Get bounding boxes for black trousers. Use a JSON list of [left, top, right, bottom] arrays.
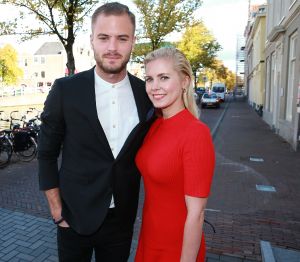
[[57, 209, 133, 262]]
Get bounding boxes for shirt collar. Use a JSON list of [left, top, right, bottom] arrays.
[[94, 69, 130, 89]]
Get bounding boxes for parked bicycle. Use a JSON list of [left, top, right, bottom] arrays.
[[0, 111, 38, 168]]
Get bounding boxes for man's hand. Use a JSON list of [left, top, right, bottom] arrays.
[[45, 188, 66, 225], [58, 220, 70, 228]]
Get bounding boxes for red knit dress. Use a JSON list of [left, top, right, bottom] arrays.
[[135, 109, 215, 262]]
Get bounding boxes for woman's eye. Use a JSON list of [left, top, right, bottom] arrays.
[[161, 76, 169, 80], [145, 78, 152, 82]]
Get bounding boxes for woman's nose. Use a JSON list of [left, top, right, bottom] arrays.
[[151, 80, 161, 90]]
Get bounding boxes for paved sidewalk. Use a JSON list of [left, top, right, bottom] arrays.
[[0, 97, 299, 262], [204, 97, 300, 261], [0, 208, 57, 262]]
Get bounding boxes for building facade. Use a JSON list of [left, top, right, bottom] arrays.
[[245, 5, 267, 113], [264, 0, 300, 150], [18, 42, 95, 89]]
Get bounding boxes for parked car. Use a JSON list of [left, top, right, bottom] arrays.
[[201, 92, 220, 108], [195, 87, 206, 99], [212, 83, 226, 102], [193, 91, 200, 104]]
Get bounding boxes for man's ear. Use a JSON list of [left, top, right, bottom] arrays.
[[132, 35, 136, 50], [90, 34, 93, 48]]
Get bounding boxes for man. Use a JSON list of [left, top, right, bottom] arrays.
[[38, 2, 153, 261]]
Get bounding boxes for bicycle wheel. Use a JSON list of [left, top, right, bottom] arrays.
[[0, 138, 12, 168], [16, 137, 37, 162]]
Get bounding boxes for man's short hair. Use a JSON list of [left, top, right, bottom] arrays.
[[91, 2, 136, 32]]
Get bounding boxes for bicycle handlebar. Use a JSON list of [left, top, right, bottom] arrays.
[[10, 111, 19, 117]]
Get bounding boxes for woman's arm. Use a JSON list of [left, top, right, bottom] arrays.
[[180, 196, 208, 262]]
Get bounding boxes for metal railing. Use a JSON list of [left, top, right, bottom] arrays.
[[0, 86, 51, 98]]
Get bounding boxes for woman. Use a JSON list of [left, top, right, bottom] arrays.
[[135, 47, 215, 262]]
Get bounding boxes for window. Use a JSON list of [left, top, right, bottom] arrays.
[[34, 72, 38, 77], [41, 71, 45, 78], [265, 57, 270, 110], [47, 82, 52, 86], [34, 56, 38, 63], [270, 52, 276, 112], [24, 59, 28, 67], [285, 31, 297, 121], [41, 57, 45, 64]]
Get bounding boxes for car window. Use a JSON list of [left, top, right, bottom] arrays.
[[212, 86, 225, 92]]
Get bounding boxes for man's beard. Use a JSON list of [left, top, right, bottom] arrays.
[[94, 53, 130, 74]]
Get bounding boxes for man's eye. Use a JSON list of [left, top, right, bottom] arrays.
[[120, 38, 128, 42]]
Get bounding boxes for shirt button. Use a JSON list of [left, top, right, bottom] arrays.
[[112, 101, 115, 104], [113, 124, 116, 128]]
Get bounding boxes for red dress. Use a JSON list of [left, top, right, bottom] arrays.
[[135, 109, 215, 262]]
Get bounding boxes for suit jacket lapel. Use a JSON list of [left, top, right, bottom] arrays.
[[116, 73, 154, 160], [80, 70, 153, 160], [128, 73, 147, 122], [81, 68, 113, 158]]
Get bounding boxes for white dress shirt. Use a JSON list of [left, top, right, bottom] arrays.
[[94, 70, 139, 207]]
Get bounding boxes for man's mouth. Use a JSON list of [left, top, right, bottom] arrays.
[[104, 53, 122, 59]]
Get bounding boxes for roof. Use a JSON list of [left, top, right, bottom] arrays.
[[34, 42, 64, 55]]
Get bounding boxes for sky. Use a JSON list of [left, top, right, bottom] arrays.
[[196, 0, 266, 71], [0, 0, 266, 72], [118, 0, 266, 71]]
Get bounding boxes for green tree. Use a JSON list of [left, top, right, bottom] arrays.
[[200, 60, 235, 90], [224, 70, 235, 91], [0, 44, 23, 85], [0, 0, 97, 75], [177, 22, 221, 87], [133, 0, 202, 54], [132, 41, 174, 62]]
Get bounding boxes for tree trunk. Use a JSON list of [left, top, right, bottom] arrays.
[[193, 71, 197, 89], [64, 44, 76, 76]]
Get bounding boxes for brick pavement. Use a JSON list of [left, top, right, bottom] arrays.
[[204, 97, 300, 261], [0, 97, 299, 261], [0, 208, 57, 262]]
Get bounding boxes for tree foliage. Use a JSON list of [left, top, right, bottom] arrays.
[[0, 44, 23, 85], [0, 0, 97, 75], [177, 21, 221, 86], [200, 60, 235, 90], [133, 0, 202, 53], [132, 41, 174, 62]]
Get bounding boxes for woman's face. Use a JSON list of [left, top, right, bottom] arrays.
[[145, 58, 188, 118]]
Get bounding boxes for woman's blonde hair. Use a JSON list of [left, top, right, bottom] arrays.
[[144, 47, 199, 118]]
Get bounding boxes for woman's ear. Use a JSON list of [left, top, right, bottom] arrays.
[[182, 75, 190, 90]]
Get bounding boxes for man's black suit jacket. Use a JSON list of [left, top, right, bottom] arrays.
[[38, 67, 154, 235]]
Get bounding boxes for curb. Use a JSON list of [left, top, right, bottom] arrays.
[[211, 99, 230, 140], [260, 241, 276, 262]]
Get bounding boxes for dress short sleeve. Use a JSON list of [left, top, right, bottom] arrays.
[[182, 122, 215, 197]]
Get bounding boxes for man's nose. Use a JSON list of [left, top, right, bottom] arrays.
[[108, 38, 117, 51]]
